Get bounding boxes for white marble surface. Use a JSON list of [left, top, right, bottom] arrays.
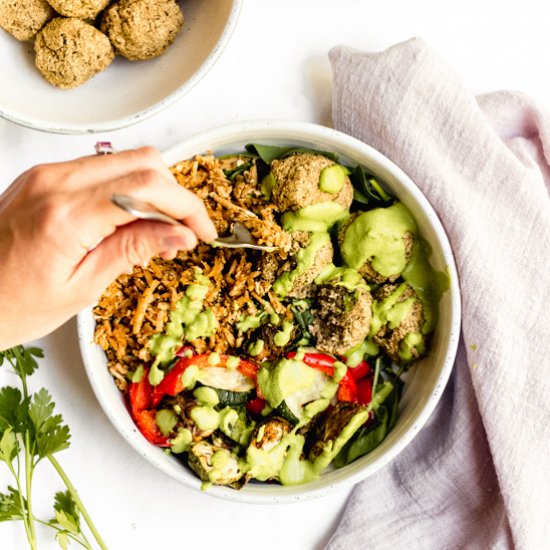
[[1, 1, 549, 548]]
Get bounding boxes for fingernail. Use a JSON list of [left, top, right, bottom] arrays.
[[206, 223, 218, 241], [159, 249, 178, 260]]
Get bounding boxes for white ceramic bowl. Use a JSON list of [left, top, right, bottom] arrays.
[[77, 121, 461, 504], [0, 0, 242, 134]]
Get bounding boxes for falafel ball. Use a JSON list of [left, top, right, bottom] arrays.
[[339, 203, 416, 284], [370, 283, 426, 363], [101, 0, 184, 61], [0, 0, 54, 41], [46, 0, 109, 19], [271, 153, 353, 212], [311, 283, 372, 355], [361, 231, 413, 284], [34, 18, 115, 89], [273, 231, 333, 298], [339, 213, 414, 284]]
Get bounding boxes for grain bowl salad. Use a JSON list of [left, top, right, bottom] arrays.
[[93, 144, 448, 490]]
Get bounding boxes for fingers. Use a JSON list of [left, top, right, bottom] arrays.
[[12, 145, 217, 272], [107, 170, 218, 242], [66, 167, 217, 250], [72, 220, 199, 295], [29, 146, 218, 254], [77, 146, 217, 243], [40, 146, 174, 191]]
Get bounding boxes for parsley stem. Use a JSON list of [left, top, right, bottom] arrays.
[[48, 455, 108, 550], [12, 347, 29, 400], [7, 459, 35, 549], [35, 518, 91, 549], [24, 432, 37, 546]]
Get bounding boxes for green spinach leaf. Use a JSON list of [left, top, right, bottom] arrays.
[[349, 165, 394, 209], [333, 381, 401, 468], [245, 143, 339, 164]]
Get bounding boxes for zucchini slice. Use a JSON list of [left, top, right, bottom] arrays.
[[195, 366, 255, 392], [214, 388, 254, 407], [259, 358, 338, 424]]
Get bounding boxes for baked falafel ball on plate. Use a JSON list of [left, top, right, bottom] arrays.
[[34, 17, 114, 89], [270, 153, 353, 212], [47, 0, 110, 19], [0, 0, 54, 41], [101, 0, 184, 61], [370, 282, 427, 363]]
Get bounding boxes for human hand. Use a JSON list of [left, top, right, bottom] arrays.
[[0, 146, 217, 350]]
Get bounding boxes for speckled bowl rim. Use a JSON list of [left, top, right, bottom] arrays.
[[77, 120, 461, 504]]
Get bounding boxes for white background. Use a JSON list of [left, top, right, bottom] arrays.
[[1, 1, 549, 548]]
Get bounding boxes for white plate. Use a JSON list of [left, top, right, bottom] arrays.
[[0, 0, 242, 133], [77, 120, 461, 504]]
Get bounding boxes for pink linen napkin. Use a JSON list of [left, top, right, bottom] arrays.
[[326, 38, 550, 550]]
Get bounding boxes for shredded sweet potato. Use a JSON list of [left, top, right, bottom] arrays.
[[93, 154, 293, 390]]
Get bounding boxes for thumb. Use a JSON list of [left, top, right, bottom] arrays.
[[73, 220, 198, 299]]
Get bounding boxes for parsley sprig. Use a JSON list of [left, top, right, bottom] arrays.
[[0, 346, 107, 549]]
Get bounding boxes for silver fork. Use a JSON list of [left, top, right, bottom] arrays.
[[111, 194, 278, 252]]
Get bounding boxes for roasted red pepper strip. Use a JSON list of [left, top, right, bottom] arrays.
[[356, 376, 373, 406], [347, 359, 372, 381], [134, 410, 170, 447], [337, 375, 358, 402], [235, 358, 260, 382], [128, 368, 152, 416], [151, 353, 259, 407], [151, 357, 192, 407], [288, 351, 335, 372], [127, 370, 169, 446]]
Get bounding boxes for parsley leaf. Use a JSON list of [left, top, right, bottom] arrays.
[[0, 428, 18, 465], [52, 491, 80, 534], [0, 487, 25, 522], [0, 346, 106, 549], [28, 389, 71, 460], [50, 491, 80, 535], [0, 386, 29, 433], [0, 346, 43, 379], [55, 531, 70, 550]]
